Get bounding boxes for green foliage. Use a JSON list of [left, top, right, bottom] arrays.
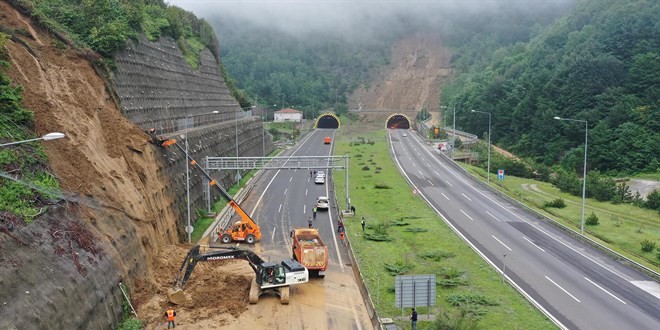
[[437, 267, 468, 287], [443, 0, 659, 175], [419, 250, 455, 261], [403, 228, 428, 233], [433, 308, 481, 330], [640, 239, 656, 253], [544, 198, 566, 208], [383, 260, 414, 275], [374, 183, 391, 189], [645, 189, 660, 211], [446, 292, 499, 307], [585, 212, 600, 226]]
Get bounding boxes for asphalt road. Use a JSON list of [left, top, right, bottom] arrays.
[[389, 129, 659, 330], [237, 129, 370, 329]]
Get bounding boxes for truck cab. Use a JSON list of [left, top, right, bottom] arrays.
[[324, 136, 331, 144]]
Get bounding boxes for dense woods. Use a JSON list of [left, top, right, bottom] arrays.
[[442, 0, 659, 177]]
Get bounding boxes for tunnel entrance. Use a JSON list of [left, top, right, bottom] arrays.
[[386, 113, 411, 129], [315, 113, 340, 129]]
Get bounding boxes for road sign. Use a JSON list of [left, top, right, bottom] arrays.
[[395, 274, 436, 308], [498, 169, 505, 180]]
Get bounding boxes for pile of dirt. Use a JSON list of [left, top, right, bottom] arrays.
[[132, 244, 253, 327]]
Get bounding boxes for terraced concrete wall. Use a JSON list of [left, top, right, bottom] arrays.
[[111, 36, 274, 235]]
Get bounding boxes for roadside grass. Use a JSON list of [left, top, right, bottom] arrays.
[[463, 165, 660, 272], [334, 129, 555, 329]]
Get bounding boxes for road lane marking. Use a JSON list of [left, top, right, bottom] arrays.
[[584, 277, 627, 304], [523, 236, 545, 252], [461, 193, 472, 201], [289, 177, 293, 182], [492, 235, 512, 251], [434, 170, 440, 176], [305, 189, 308, 196], [303, 204, 306, 214], [387, 131, 567, 330], [546, 276, 580, 302], [271, 227, 277, 241], [410, 134, 628, 282], [485, 211, 501, 222], [441, 193, 450, 200], [446, 180, 453, 187], [418, 169, 423, 176], [412, 162, 417, 167], [284, 188, 288, 195], [427, 180, 434, 186], [460, 209, 474, 221], [278, 204, 282, 213], [426, 163, 431, 167]]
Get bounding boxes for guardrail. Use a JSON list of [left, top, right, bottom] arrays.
[[433, 145, 660, 280]]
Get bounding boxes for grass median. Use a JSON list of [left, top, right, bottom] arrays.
[[334, 129, 555, 329]]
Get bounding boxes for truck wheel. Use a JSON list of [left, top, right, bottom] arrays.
[[279, 286, 290, 305], [246, 234, 256, 244], [221, 234, 232, 244]]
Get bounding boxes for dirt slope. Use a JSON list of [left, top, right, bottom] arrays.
[[349, 32, 453, 117]]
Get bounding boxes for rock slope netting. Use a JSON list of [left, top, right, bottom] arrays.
[[112, 36, 274, 233]]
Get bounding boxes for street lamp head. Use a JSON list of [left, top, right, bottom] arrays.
[[212, 111, 219, 114], [554, 116, 561, 120], [42, 132, 65, 141], [471, 110, 476, 113]]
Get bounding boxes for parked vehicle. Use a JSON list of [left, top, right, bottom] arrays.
[[316, 196, 329, 209], [314, 176, 325, 184], [324, 137, 331, 144]]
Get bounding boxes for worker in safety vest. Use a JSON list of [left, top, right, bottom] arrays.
[[164, 306, 177, 328]]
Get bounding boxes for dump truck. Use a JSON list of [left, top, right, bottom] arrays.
[[291, 228, 328, 277], [324, 136, 331, 144]]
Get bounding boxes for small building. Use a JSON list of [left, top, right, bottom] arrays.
[[274, 108, 303, 122]]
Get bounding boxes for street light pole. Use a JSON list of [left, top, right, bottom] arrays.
[[0, 132, 66, 147], [554, 116, 588, 236], [471, 110, 492, 183], [452, 105, 456, 158]]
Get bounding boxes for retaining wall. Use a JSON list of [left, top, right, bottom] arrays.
[[111, 36, 274, 235]]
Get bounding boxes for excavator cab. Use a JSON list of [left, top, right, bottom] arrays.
[[258, 262, 286, 286]]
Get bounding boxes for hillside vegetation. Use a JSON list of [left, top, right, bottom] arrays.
[[443, 0, 659, 176]]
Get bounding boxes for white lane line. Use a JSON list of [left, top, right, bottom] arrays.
[[427, 180, 434, 186], [523, 236, 545, 252], [412, 162, 417, 167], [434, 170, 440, 176], [485, 211, 501, 222], [388, 132, 567, 330], [426, 163, 431, 167], [410, 134, 629, 282], [584, 277, 627, 304], [461, 193, 472, 201], [546, 276, 580, 302], [441, 193, 450, 200], [492, 235, 512, 251], [446, 180, 453, 187], [305, 189, 308, 196], [284, 188, 288, 195], [289, 177, 293, 182], [460, 209, 474, 221], [278, 204, 282, 213], [418, 169, 424, 176], [409, 157, 412, 161], [303, 204, 306, 214], [271, 227, 277, 241], [308, 177, 310, 183]]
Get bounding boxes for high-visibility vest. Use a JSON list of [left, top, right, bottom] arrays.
[[167, 309, 175, 321]]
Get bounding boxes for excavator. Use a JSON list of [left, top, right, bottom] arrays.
[[168, 245, 309, 305], [151, 133, 261, 244]]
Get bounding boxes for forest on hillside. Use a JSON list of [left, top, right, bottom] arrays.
[[443, 0, 659, 176]]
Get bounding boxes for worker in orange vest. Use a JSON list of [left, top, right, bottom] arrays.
[[165, 306, 177, 328], [339, 230, 345, 246]]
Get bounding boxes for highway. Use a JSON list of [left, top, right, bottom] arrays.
[[235, 129, 370, 329], [389, 129, 660, 329]]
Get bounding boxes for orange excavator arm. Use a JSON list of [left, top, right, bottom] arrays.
[[155, 136, 260, 235]]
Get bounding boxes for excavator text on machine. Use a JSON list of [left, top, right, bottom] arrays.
[[152, 133, 262, 244], [169, 245, 309, 305]]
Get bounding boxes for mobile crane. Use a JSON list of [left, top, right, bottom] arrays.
[[168, 245, 308, 305], [152, 133, 261, 244]]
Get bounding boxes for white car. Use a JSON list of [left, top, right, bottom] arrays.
[[402, 133, 408, 137], [316, 170, 325, 178], [316, 196, 329, 209], [314, 176, 325, 184]]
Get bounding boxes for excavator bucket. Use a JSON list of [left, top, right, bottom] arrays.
[[167, 288, 187, 305]]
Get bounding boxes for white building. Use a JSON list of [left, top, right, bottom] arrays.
[[274, 108, 303, 122]]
